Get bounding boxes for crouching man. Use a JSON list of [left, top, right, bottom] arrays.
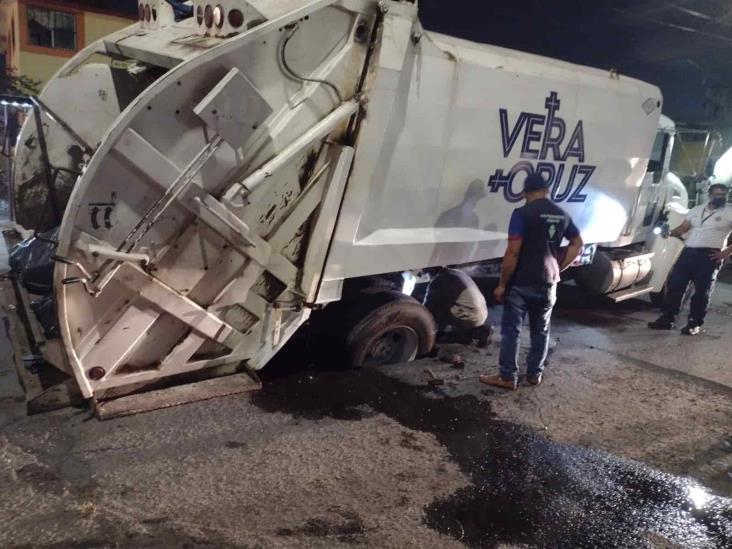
[[423, 268, 491, 347], [480, 173, 583, 390]]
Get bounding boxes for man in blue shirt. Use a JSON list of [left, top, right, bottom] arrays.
[[480, 173, 584, 390]]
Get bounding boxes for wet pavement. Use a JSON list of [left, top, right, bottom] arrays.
[[1, 270, 731, 547], [256, 364, 732, 549]]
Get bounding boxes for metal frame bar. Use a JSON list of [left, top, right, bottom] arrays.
[[302, 146, 355, 302], [30, 96, 94, 155], [120, 134, 225, 254], [31, 102, 63, 225], [233, 99, 359, 196], [116, 264, 237, 345], [115, 129, 255, 255]]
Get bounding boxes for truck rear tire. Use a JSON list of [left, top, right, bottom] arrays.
[[344, 292, 436, 368]]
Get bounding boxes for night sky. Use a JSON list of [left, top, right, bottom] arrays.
[[419, 0, 732, 128], [113, 1, 732, 127]]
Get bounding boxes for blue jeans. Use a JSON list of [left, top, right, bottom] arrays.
[[499, 284, 557, 382], [662, 247, 722, 326]]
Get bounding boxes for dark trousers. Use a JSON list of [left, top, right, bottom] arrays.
[[662, 247, 722, 326], [499, 284, 557, 381]]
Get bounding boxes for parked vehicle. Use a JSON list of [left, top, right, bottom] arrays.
[[3, 1, 688, 412]]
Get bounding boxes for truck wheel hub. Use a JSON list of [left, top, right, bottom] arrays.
[[366, 327, 418, 365]]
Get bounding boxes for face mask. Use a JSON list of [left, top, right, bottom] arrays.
[[711, 197, 726, 208]]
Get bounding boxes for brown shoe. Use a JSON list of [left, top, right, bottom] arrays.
[[479, 374, 517, 391], [526, 374, 542, 386]]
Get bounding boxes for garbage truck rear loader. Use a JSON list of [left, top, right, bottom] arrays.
[[6, 0, 674, 412]]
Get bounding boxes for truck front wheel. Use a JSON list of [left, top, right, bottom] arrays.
[[344, 293, 436, 368]]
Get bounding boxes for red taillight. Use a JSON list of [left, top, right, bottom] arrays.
[[88, 367, 106, 381], [204, 4, 214, 28], [228, 9, 244, 28]]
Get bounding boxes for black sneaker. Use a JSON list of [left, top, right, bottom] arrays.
[[681, 324, 701, 336], [648, 317, 675, 330]]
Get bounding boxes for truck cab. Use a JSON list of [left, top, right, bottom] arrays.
[[572, 115, 688, 301]]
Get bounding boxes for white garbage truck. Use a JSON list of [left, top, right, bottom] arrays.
[[3, 0, 687, 415]]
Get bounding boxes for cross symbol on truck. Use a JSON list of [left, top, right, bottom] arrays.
[[545, 91, 561, 114]]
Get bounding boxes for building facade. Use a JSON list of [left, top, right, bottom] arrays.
[[1, 0, 134, 88]]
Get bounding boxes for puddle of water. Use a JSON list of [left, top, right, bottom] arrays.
[[253, 365, 732, 548]]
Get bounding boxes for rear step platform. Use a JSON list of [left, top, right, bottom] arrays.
[[94, 370, 261, 420], [607, 284, 655, 303]]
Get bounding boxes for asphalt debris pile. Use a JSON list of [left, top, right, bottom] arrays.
[[254, 365, 732, 548]]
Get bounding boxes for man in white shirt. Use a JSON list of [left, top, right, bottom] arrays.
[[649, 184, 732, 335]]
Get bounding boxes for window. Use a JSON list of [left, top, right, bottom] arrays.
[[27, 6, 77, 51], [646, 131, 670, 183]]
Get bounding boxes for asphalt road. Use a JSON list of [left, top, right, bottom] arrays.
[[1, 273, 731, 548]]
